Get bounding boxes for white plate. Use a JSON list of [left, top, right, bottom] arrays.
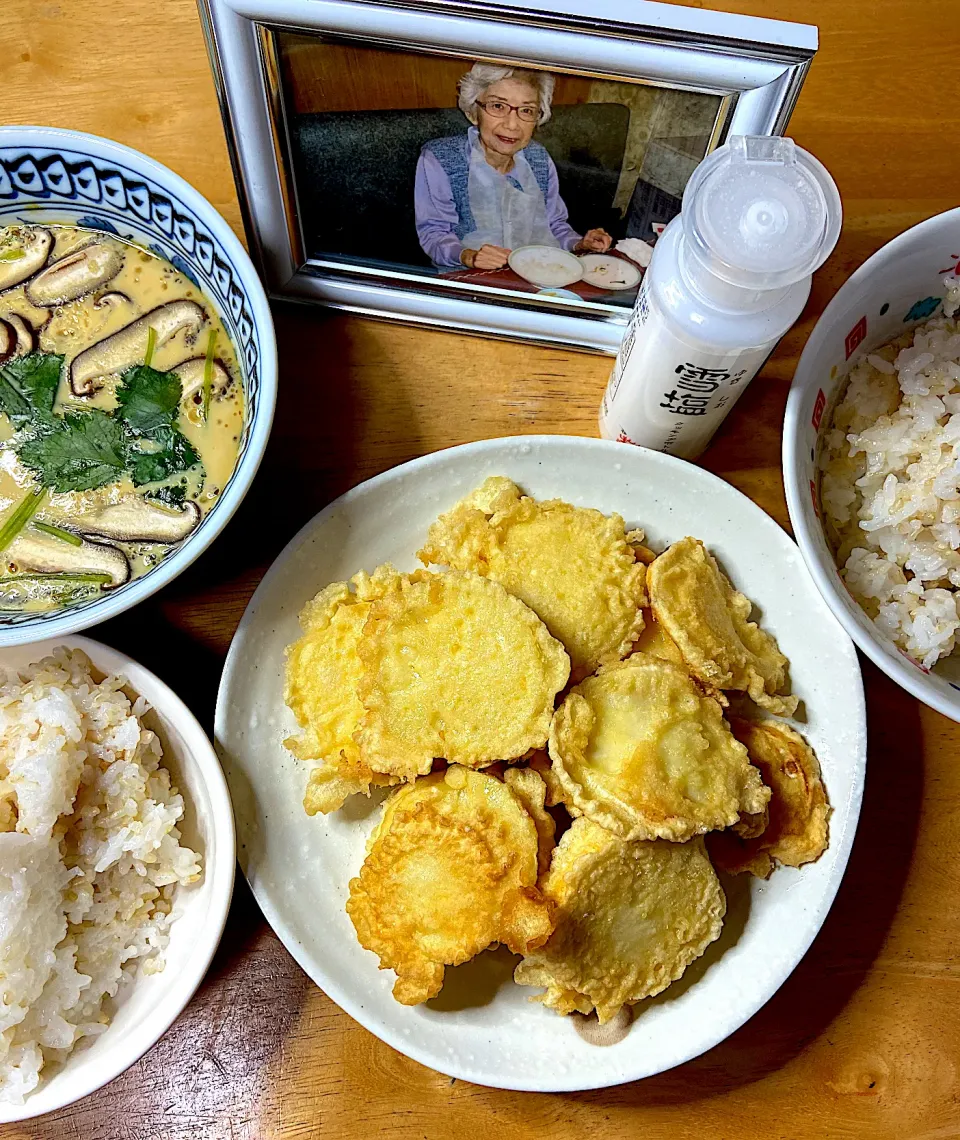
[[215, 436, 865, 1093], [579, 253, 642, 290], [508, 245, 583, 287], [0, 635, 235, 1121]]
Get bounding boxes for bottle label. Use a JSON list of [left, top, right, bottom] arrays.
[[600, 285, 776, 459]]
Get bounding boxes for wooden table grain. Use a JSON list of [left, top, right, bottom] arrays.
[[2, 1, 960, 1137]]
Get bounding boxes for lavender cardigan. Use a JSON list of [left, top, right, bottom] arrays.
[[415, 130, 582, 269]]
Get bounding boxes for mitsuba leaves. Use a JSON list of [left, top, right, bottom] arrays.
[[9, 354, 200, 494], [127, 426, 199, 487], [17, 410, 127, 492], [115, 365, 199, 486], [115, 365, 182, 434], [146, 482, 187, 508], [0, 353, 63, 424]]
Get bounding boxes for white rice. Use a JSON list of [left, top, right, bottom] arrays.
[[820, 291, 960, 667], [0, 648, 200, 1105]]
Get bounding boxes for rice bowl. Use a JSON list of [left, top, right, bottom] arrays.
[[0, 635, 234, 1122], [820, 297, 960, 668], [0, 647, 201, 1105], [784, 205, 960, 720]]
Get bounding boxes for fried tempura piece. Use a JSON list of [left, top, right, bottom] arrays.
[[528, 750, 564, 808], [357, 571, 569, 780], [548, 653, 769, 842], [504, 766, 556, 879], [648, 537, 798, 715], [418, 477, 646, 680], [285, 566, 404, 814], [632, 610, 686, 666], [625, 528, 657, 565], [707, 717, 830, 879], [514, 818, 725, 1023], [347, 766, 555, 1005]]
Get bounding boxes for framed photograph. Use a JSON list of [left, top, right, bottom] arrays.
[[200, 0, 817, 353]]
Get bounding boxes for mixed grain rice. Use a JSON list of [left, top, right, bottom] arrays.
[[820, 291, 960, 667], [0, 648, 200, 1104]]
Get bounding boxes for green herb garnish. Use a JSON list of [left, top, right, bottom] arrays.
[[143, 325, 158, 368], [12, 352, 201, 495], [127, 425, 199, 486], [146, 482, 187, 508], [0, 571, 111, 611], [202, 329, 216, 422], [115, 364, 182, 434], [115, 363, 199, 486], [9, 571, 111, 585], [18, 411, 127, 492], [31, 520, 83, 546], [0, 353, 62, 424], [0, 488, 47, 552], [0, 249, 25, 262]]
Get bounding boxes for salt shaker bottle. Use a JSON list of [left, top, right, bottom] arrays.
[[599, 135, 842, 459]]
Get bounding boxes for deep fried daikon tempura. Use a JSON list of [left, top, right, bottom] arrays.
[[548, 653, 769, 842], [503, 766, 556, 880], [631, 610, 685, 666], [357, 571, 569, 780], [347, 766, 555, 1005], [285, 565, 403, 814], [648, 537, 798, 715], [514, 818, 725, 1023], [707, 716, 830, 879], [418, 477, 646, 680]]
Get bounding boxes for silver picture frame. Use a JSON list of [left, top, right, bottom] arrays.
[[199, 0, 817, 353]]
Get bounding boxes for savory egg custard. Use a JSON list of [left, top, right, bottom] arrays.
[[0, 223, 244, 613]]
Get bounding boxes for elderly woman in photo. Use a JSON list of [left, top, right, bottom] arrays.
[[415, 63, 613, 270]]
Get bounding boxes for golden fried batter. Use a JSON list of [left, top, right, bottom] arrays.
[[504, 766, 556, 879], [548, 653, 769, 842], [418, 476, 646, 679], [347, 766, 555, 1005], [285, 565, 403, 813], [357, 571, 569, 780], [648, 537, 798, 715], [632, 610, 686, 666], [625, 528, 658, 565], [707, 717, 830, 879], [514, 818, 725, 1023], [528, 750, 564, 808]]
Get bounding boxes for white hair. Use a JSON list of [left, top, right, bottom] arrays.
[[457, 63, 555, 126]]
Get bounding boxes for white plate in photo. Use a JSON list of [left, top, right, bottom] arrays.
[[508, 245, 583, 287], [536, 287, 584, 301], [215, 435, 865, 1093], [579, 253, 642, 290]]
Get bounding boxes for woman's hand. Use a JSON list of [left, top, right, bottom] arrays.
[[461, 245, 511, 270], [575, 229, 613, 253]]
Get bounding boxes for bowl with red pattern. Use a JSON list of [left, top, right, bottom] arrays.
[[784, 206, 960, 719]]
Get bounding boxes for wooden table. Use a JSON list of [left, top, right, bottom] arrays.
[[3, 1, 960, 1137]]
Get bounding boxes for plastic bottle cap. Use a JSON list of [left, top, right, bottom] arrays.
[[682, 136, 842, 292]]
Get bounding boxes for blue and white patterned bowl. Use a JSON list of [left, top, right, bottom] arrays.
[[0, 126, 277, 645]]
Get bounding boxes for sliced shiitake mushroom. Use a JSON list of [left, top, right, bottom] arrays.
[[0, 320, 15, 365], [170, 356, 232, 404], [93, 290, 133, 310], [7, 314, 34, 355], [0, 227, 53, 293], [69, 300, 205, 395], [8, 529, 130, 587], [25, 241, 124, 307], [71, 498, 201, 543], [0, 314, 36, 364]]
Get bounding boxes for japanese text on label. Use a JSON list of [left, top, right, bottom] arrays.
[[659, 363, 747, 415]]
